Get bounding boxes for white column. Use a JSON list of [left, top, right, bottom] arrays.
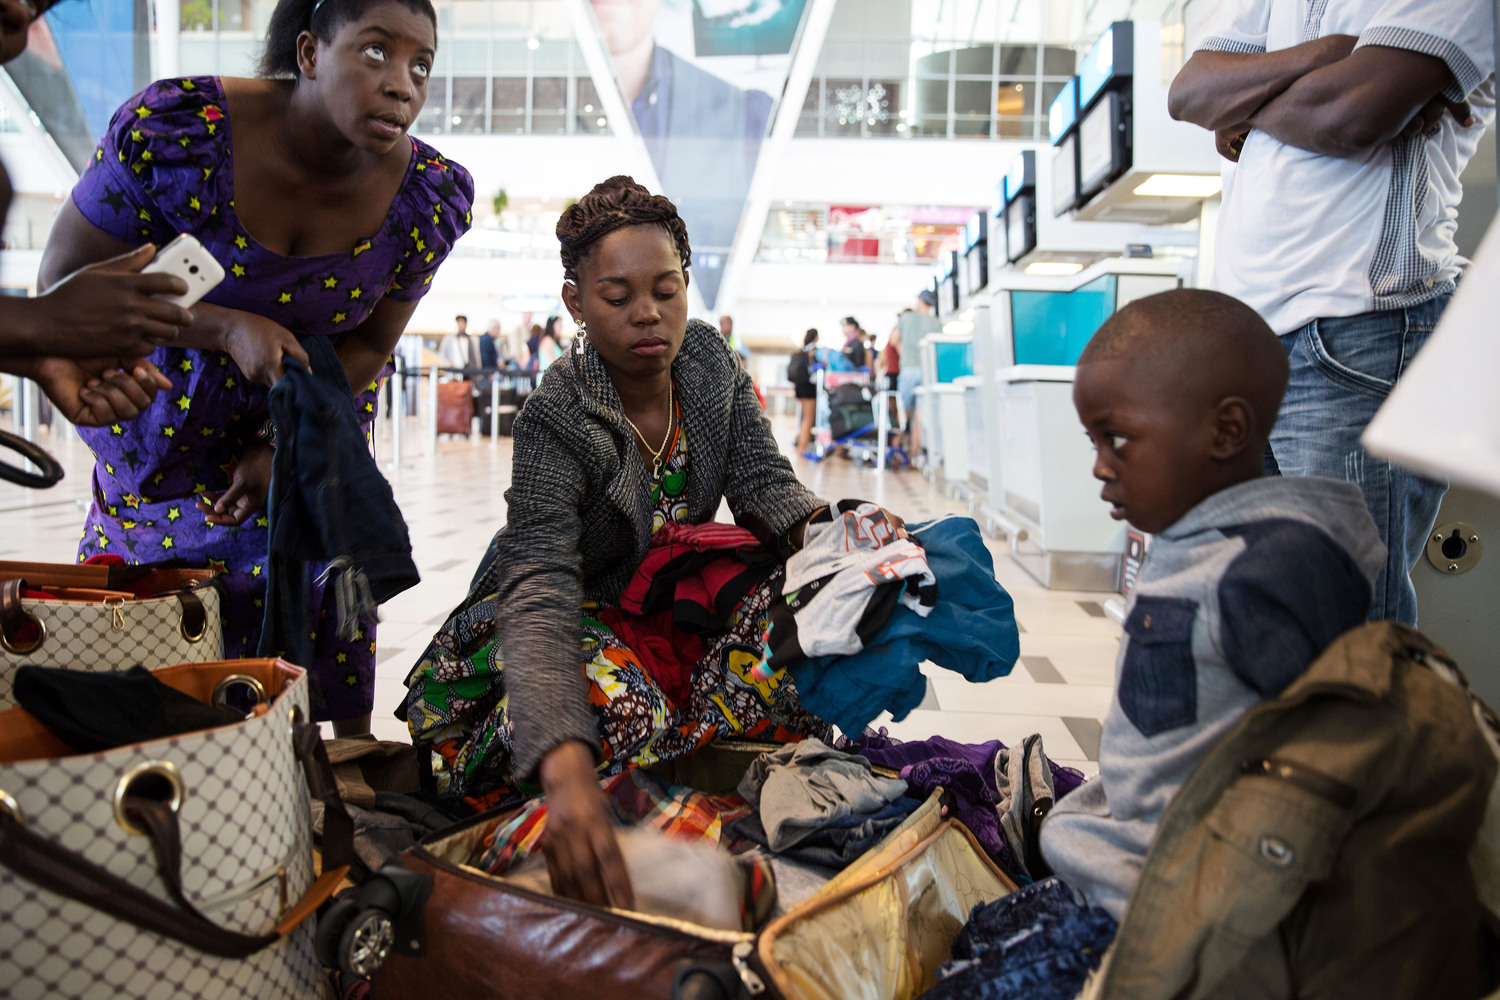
[[155, 0, 180, 80]]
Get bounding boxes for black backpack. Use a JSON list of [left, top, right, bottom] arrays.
[[788, 349, 811, 386]]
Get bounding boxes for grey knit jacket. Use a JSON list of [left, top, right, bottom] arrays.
[[484, 319, 825, 780]]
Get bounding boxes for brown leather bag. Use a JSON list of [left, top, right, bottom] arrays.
[[366, 759, 1016, 1000], [436, 381, 474, 436]]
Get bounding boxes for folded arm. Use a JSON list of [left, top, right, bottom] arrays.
[[1168, 35, 1358, 131], [1247, 45, 1469, 157]]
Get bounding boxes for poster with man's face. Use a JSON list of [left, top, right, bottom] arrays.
[[588, 0, 810, 309]]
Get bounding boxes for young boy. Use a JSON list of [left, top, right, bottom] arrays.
[[1039, 288, 1386, 919]]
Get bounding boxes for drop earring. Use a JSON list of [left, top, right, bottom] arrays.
[[573, 319, 588, 358]]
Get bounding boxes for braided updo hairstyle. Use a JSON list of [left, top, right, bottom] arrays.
[[556, 176, 692, 286]]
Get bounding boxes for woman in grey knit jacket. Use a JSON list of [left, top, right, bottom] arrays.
[[404, 177, 902, 909]]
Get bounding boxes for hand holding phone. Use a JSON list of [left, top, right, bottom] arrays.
[[141, 233, 226, 308]]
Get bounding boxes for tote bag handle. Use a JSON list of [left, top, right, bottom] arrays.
[[0, 430, 64, 490], [0, 720, 354, 958]]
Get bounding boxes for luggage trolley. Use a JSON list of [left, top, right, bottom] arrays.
[[805, 369, 909, 468]]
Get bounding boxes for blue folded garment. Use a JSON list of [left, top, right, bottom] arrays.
[[788, 516, 1020, 736]]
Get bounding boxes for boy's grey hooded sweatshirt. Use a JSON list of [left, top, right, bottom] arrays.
[[1040, 476, 1386, 919]]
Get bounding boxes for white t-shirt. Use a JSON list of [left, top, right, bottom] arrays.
[[1198, 0, 1495, 335]]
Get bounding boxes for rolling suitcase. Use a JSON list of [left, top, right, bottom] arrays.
[[436, 381, 474, 436], [827, 383, 875, 443]]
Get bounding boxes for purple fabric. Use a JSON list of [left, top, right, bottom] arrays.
[[68, 77, 474, 719], [849, 730, 1088, 877]]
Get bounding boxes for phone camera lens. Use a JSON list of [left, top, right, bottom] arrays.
[[189, 265, 199, 274]]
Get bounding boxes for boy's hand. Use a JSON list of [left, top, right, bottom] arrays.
[[26, 355, 172, 425]]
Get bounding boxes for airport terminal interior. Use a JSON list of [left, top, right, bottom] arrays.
[[1, 0, 1498, 996]]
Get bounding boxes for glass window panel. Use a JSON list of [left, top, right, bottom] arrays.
[[223, 0, 253, 30], [822, 78, 866, 136], [531, 76, 568, 134], [953, 79, 991, 117], [913, 114, 949, 137], [532, 39, 572, 73], [953, 115, 991, 137], [865, 80, 900, 134], [491, 76, 526, 133], [416, 77, 448, 134], [492, 38, 530, 73], [451, 38, 489, 75], [574, 78, 610, 134], [913, 76, 948, 118], [450, 77, 486, 133], [952, 45, 993, 75]]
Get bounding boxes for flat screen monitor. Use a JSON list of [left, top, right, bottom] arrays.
[[964, 212, 986, 251], [1078, 22, 1133, 111], [1005, 195, 1035, 264], [1078, 91, 1128, 197], [1048, 76, 1078, 145], [1009, 274, 1118, 366], [1053, 133, 1079, 216], [966, 244, 988, 294]]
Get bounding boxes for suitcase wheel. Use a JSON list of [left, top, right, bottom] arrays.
[[338, 908, 397, 977]]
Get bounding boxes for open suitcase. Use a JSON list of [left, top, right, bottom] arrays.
[[357, 742, 1017, 1000]]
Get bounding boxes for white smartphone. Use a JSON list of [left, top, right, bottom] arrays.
[[141, 233, 226, 308]]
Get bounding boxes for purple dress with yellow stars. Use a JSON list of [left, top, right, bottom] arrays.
[[68, 77, 474, 720]]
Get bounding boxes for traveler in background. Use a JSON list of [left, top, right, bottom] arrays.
[[790, 327, 818, 455], [1169, 0, 1494, 625], [841, 316, 866, 370], [719, 313, 750, 367], [536, 321, 563, 373], [479, 318, 501, 370], [884, 312, 905, 393], [897, 289, 941, 455], [525, 322, 544, 372], [39, 0, 474, 734], [440, 313, 479, 372]]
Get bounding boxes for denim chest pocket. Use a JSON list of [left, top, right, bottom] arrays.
[[1119, 596, 1199, 737]]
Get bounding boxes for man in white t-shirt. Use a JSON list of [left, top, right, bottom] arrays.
[[1169, 0, 1495, 625]]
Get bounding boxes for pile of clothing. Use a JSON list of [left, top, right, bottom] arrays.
[[919, 878, 1117, 1000], [853, 731, 1086, 883], [763, 503, 1021, 736], [728, 738, 922, 868]]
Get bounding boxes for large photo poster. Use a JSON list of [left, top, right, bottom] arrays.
[[588, 0, 809, 309]]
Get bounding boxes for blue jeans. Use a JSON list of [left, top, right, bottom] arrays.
[[1264, 296, 1450, 626]]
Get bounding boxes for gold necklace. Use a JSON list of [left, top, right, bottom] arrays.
[[623, 381, 675, 479]]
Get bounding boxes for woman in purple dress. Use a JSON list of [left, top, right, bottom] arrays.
[[37, 0, 473, 733]]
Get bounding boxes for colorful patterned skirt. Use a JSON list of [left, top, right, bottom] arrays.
[[404, 566, 832, 813]]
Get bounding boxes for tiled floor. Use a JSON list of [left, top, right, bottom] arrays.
[[0, 413, 1119, 778]]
